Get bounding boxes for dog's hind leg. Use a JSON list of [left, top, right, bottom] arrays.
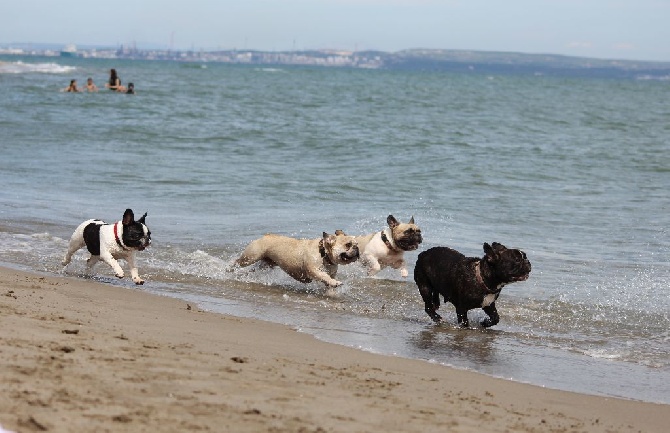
[[62, 240, 85, 267], [414, 274, 441, 322], [432, 290, 441, 310], [236, 255, 257, 267], [415, 271, 441, 322], [456, 307, 470, 328], [235, 240, 265, 268], [84, 255, 100, 276], [62, 249, 75, 267]]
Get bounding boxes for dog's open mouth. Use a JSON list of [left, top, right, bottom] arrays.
[[513, 274, 530, 282], [395, 236, 423, 251], [340, 252, 359, 263], [397, 239, 422, 251]]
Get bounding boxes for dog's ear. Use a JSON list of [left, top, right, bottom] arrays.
[[408, 216, 415, 224], [138, 212, 147, 224], [387, 215, 399, 228], [492, 242, 507, 252], [483, 242, 499, 263], [323, 232, 335, 246], [334, 229, 346, 236], [122, 209, 135, 225]]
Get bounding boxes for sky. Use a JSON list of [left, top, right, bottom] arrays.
[[2, 0, 670, 62]]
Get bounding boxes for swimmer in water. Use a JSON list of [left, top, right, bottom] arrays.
[[63, 79, 80, 92]]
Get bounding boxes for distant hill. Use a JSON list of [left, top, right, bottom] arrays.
[[375, 49, 670, 78]]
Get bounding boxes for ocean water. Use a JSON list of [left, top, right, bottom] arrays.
[[1, 56, 668, 404]]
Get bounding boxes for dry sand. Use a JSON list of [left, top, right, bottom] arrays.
[[0, 266, 667, 433]]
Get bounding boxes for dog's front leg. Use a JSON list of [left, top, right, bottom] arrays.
[[314, 270, 342, 287], [481, 304, 500, 328], [391, 258, 408, 278], [125, 253, 144, 285], [362, 254, 382, 276], [100, 252, 124, 279]]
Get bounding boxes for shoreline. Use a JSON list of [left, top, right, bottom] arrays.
[[1, 266, 667, 432]]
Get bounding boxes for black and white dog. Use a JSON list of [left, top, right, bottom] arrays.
[[62, 209, 151, 285]]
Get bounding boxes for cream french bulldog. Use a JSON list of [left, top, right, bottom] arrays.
[[355, 215, 422, 277], [236, 231, 360, 287], [62, 209, 151, 285]]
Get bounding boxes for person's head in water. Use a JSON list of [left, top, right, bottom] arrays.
[[126, 83, 135, 94], [65, 79, 79, 92], [86, 77, 98, 91]]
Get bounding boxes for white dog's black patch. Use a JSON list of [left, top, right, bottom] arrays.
[[83, 222, 103, 255]]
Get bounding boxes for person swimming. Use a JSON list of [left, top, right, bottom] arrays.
[[105, 68, 126, 92], [125, 82, 135, 94], [85, 77, 98, 92], [63, 79, 80, 92]]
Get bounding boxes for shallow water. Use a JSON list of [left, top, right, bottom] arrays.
[[1, 56, 668, 403]]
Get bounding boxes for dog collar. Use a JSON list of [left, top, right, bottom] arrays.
[[474, 261, 500, 294], [318, 239, 334, 265], [114, 222, 128, 251], [380, 230, 400, 252]]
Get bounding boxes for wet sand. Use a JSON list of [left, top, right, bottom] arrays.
[[0, 266, 667, 433]]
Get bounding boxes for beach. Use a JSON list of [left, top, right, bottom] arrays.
[[0, 266, 667, 433]]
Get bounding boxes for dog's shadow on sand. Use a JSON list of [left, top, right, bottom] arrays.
[[410, 323, 500, 365]]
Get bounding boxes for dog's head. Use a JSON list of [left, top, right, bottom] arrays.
[[121, 209, 152, 251], [323, 231, 359, 265], [387, 215, 422, 251], [483, 242, 531, 283]]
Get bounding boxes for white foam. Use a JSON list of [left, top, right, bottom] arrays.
[[583, 348, 622, 360], [0, 61, 76, 74]]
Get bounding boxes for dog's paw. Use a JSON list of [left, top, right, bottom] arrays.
[[400, 269, 408, 278], [133, 278, 145, 285], [115, 273, 124, 279], [366, 267, 380, 277]]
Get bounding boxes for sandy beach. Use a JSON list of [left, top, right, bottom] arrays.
[[0, 266, 667, 433]]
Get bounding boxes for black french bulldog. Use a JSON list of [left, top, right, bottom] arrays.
[[414, 242, 531, 328]]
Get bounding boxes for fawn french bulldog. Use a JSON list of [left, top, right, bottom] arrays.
[[355, 215, 422, 277], [236, 231, 359, 287]]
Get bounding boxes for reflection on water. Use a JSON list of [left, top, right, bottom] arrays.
[[412, 326, 499, 366]]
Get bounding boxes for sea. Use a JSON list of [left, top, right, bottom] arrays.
[[1, 56, 668, 404]]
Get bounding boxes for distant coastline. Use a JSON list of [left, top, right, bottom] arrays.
[[2, 42, 670, 79]]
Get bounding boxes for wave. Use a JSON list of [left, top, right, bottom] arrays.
[[0, 61, 76, 74]]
